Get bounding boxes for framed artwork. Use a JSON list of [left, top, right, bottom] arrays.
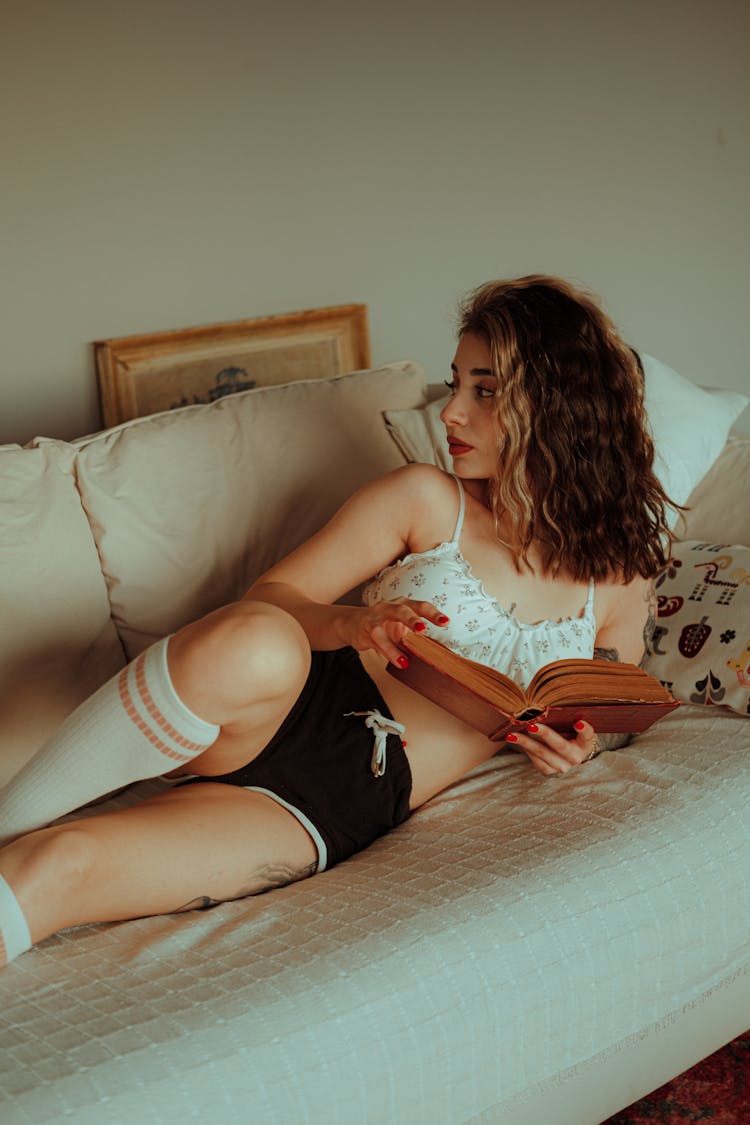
[[94, 303, 371, 427]]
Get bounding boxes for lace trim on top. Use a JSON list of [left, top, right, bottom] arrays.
[[361, 477, 596, 688]]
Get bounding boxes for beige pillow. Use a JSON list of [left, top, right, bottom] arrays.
[[0, 440, 125, 784], [682, 437, 750, 547], [384, 394, 450, 470], [74, 363, 426, 658], [643, 541, 750, 717]]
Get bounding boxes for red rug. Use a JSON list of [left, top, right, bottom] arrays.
[[604, 1030, 749, 1122]]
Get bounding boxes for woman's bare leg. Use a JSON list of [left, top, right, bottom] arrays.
[[0, 601, 312, 844], [166, 599, 311, 776], [0, 782, 318, 952]]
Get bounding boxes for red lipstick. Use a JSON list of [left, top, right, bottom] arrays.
[[447, 438, 474, 456]]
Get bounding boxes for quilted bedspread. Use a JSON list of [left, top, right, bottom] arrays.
[[1, 704, 749, 1124]]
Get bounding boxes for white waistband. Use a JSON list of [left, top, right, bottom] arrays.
[[243, 786, 328, 872]]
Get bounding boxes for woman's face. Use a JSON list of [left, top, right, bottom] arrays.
[[440, 332, 500, 481]]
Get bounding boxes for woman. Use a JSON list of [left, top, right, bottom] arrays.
[[0, 275, 672, 966]]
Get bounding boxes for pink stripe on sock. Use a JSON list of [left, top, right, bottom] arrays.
[[118, 667, 193, 763], [133, 654, 209, 754]]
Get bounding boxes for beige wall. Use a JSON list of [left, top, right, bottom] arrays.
[[1, 0, 748, 445]]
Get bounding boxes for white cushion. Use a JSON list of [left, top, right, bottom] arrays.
[[74, 363, 426, 658], [0, 441, 125, 785], [383, 354, 748, 524], [640, 353, 748, 509]]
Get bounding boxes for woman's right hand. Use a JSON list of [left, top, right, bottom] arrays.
[[340, 598, 449, 667]]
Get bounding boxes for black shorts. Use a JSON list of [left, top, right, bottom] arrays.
[[203, 647, 413, 870]]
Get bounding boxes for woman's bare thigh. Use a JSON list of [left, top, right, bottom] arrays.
[[9, 783, 318, 942]]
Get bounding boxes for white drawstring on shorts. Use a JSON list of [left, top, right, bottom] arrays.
[[344, 709, 406, 778]]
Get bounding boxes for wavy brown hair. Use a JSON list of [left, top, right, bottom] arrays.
[[457, 275, 677, 582]]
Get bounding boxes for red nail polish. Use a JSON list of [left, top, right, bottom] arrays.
[[438, 615, 450, 625], [397, 655, 409, 669], [574, 720, 586, 732], [526, 723, 539, 733], [506, 732, 519, 743], [413, 621, 427, 632]]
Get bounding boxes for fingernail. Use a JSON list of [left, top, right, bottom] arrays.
[[574, 720, 586, 732], [397, 656, 409, 669], [401, 739, 408, 748], [438, 615, 450, 625], [505, 732, 519, 743], [526, 723, 539, 733], [413, 621, 427, 632]]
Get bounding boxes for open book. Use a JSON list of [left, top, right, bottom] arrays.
[[388, 631, 679, 740]]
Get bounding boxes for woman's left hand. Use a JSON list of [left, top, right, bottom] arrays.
[[506, 719, 600, 776]]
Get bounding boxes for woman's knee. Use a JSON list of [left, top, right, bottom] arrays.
[[205, 601, 311, 687], [169, 601, 311, 717]]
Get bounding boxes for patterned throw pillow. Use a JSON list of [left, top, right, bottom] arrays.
[[643, 541, 750, 717]]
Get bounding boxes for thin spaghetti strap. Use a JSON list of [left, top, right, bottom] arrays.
[[586, 579, 596, 614], [449, 475, 466, 544]]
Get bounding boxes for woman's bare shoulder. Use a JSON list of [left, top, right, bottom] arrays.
[[377, 461, 459, 503], [596, 571, 652, 616], [376, 463, 462, 546], [389, 460, 455, 485], [595, 572, 655, 663]]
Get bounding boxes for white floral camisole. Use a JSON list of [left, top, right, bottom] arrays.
[[361, 476, 597, 690]]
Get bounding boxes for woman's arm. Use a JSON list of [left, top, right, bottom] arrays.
[[588, 577, 657, 752], [508, 575, 655, 774], [593, 576, 656, 668], [244, 464, 454, 665]]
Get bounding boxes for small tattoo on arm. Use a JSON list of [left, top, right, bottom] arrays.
[[643, 580, 657, 660]]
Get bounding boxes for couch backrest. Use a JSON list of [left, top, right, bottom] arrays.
[[70, 362, 426, 658], [0, 362, 425, 782], [0, 442, 125, 785]]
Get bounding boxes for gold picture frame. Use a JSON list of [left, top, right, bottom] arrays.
[[94, 303, 371, 427]]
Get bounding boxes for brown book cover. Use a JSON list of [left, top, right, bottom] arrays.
[[388, 631, 679, 740]]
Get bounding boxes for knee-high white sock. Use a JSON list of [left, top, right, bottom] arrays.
[[0, 637, 220, 845], [0, 873, 32, 966]]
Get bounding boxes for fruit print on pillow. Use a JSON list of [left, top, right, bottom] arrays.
[[643, 541, 750, 717]]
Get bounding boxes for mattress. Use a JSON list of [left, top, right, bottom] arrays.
[[2, 703, 748, 1124]]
